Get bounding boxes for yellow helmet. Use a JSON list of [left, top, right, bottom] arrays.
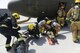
[[46, 20, 52, 25], [75, 0, 80, 3], [12, 13, 20, 19], [28, 23, 35, 30]]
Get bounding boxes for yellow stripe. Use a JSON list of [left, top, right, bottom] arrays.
[[12, 26, 19, 29], [0, 24, 8, 28], [5, 44, 10, 47]]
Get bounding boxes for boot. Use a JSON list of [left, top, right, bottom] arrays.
[[73, 39, 79, 43], [6, 46, 12, 51]]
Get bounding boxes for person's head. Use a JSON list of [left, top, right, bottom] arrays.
[[75, 0, 80, 5], [28, 23, 35, 30], [74, 0, 80, 8], [12, 13, 20, 20], [61, 6, 65, 9], [58, 2, 65, 10]]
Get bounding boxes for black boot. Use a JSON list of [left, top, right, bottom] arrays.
[[6, 46, 12, 51]]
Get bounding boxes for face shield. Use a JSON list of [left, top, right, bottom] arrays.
[[74, 5, 79, 9]]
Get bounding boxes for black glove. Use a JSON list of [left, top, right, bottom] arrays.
[[17, 26, 21, 30], [12, 26, 21, 31]]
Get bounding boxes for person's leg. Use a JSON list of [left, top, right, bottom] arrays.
[[76, 21, 80, 40], [5, 36, 12, 51], [72, 31, 78, 42], [2, 33, 12, 51], [0, 28, 12, 51], [57, 17, 61, 26], [77, 30, 80, 40], [70, 22, 78, 42], [61, 18, 64, 27]]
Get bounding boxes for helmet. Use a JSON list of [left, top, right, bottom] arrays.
[[12, 13, 20, 19], [28, 23, 35, 30], [46, 20, 52, 25], [75, 0, 80, 3]]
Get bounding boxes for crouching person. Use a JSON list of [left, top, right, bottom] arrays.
[[24, 22, 40, 39], [38, 17, 50, 36], [46, 20, 60, 45], [46, 20, 61, 37]]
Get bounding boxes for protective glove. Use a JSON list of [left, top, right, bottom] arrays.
[[17, 26, 21, 30], [12, 26, 21, 31]]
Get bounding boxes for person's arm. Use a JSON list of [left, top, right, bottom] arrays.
[[11, 16, 20, 30], [66, 8, 72, 20]]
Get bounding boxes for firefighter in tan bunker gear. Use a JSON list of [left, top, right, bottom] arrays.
[[46, 20, 61, 38], [57, 4, 66, 27], [67, 0, 80, 43], [38, 17, 49, 35]]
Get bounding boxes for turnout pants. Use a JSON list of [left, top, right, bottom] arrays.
[[0, 27, 23, 49], [70, 21, 80, 41], [57, 17, 65, 27]]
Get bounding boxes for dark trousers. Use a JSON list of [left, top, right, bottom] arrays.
[[28, 29, 39, 39], [0, 27, 20, 45]]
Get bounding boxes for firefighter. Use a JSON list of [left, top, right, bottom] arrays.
[[0, 13, 24, 52], [38, 17, 50, 35], [24, 23, 40, 39], [46, 20, 61, 37], [57, 3, 66, 27], [67, 0, 80, 43], [46, 20, 60, 45]]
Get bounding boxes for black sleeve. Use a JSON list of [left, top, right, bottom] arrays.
[[11, 16, 18, 29]]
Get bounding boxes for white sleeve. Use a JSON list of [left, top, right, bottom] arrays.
[[53, 22, 59, 26], [38, 20, 46, 26]]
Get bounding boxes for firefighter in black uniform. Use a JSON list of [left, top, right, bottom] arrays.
[[23, 22, 40, 39], [0, 13, 24, 52]]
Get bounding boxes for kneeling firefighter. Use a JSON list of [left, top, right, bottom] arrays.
[[67, 0, 80, 43], [46, 20, 61, 37], [57, 3, 66, 27], [24, 23, 40, 39], [46, 20, 60, 45], [0, 13, 24, 52], [38, 17, 49, 35]]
